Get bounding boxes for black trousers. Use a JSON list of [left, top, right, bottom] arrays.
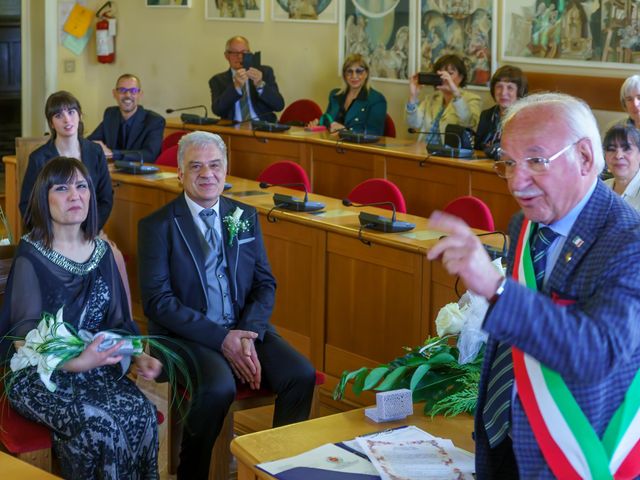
[[172, 330, 316, 480]]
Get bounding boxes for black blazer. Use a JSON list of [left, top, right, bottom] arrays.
[[208, 66, 285, 123], [20, 138, 113, 230], [475, 105, 501, 152], [138, 194, 276, 352], [88, 106, 165, 164]]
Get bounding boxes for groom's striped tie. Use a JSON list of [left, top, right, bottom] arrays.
[[483, 224, 558, 447]]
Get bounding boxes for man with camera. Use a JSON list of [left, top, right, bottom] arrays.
[[209, 36, 284, 123]]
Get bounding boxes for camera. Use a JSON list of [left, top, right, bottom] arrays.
[[418, 72, 443, 86]]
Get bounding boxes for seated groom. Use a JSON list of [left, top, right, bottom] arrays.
[[428, 93, 640, 478], [138, 131, 315, 480], [89, 73, 165, 163], [209, 35, 284, 122]]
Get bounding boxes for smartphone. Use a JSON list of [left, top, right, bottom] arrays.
[[242, 51, 261, 70], [418, 72, 443, 86]]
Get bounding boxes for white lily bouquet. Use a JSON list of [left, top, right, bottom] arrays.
[[8, 307, 191, 402], [334, 258, 505, 416]]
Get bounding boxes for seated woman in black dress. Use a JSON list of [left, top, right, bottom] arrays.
[[308, 54, 387, 135], [475, 65, 528, 157], [2, 157, 162, 479]]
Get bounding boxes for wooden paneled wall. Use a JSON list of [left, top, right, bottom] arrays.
[[527, 72, 624, 112]]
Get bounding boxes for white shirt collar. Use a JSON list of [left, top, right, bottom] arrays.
[[183, 192, 221, 235]]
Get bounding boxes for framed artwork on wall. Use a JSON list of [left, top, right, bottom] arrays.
[[339, 0, 416, 83], [502, 0, 640, 70], [272, 0, 337, 23], [418, 0, 496, 88], [146, 0, 192, 6], [205, 0, 264, 21]]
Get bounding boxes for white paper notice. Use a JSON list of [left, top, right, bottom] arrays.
[[355, 427, 474, 480]]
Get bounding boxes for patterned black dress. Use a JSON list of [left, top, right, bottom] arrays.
[[1, 237, 158, 479]]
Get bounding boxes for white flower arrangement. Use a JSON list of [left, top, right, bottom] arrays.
[[222, 206, 251, 246]]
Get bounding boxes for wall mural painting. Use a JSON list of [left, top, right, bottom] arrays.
[[205, 0, 264, 21], [503, 0, 640, 69], [272, 0, 337, 23], [340, 0, 414, 82], [419, 0, 495, 87]]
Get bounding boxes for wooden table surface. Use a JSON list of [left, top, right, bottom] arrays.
[[230, 405, 474, 480], [0, 451, 61, 479]]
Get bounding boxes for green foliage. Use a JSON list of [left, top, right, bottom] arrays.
[[333, 336, 484, 417]]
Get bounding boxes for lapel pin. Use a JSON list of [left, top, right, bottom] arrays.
[[572, 236, 584, 248], [565, 251, 573, 263]]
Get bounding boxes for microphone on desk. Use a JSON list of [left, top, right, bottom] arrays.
[[166, 105, 219, 125], [259, 181, 325, 212], [114, 150, 159, 175], [341, 198, 415, 233], [407, 128, 474, 159]]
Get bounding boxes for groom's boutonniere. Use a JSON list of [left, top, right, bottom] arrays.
[[223, 207, 251, 246]]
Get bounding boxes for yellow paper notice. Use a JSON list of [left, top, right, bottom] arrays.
[[63, 3, 94, 39]]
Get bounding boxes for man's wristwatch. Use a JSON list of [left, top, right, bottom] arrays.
[[489, 277, 507, 303], [256, 80, 266, 89]]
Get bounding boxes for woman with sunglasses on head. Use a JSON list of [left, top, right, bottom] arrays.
[[20, 91, 113, 230], [603, 124, 640, 212], [308, 54, 387, 136], [406, 53, 481, 143]]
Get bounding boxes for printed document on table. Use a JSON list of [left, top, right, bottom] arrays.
[[355, 426, 475, 480], [256, 442, 379, 480]]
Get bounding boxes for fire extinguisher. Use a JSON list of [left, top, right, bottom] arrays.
[[96, 1, 115, 64]]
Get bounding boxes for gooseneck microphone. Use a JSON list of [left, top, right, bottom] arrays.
[[166, 105, 219, 125], [341, 198, 415, 233], [114, 151, 159, 175], [408, 128, 474, 159], [259, 181, 325, 212]]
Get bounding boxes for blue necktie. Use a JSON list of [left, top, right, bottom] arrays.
[[483, 224, 558, 447], [199, 209, 221, 257]]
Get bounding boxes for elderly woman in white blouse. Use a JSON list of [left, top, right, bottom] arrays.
[[406, 53, 481, 144], [603, 124, 640, 212]]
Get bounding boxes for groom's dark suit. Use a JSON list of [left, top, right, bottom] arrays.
[[475, 180, 640, 478], [138, 193, 315, 480]]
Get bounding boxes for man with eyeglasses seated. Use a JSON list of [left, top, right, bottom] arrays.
[[209, 35, 284, 123], [89, 73, 165, 163], [427, 93, 640, 479]]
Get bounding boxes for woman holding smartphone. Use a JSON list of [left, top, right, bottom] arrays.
[[406, 54, 480, 143]]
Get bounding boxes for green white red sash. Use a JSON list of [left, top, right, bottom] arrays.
[[511, 219, 640, 479]]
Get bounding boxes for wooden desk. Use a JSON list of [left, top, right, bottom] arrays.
[[0, 451, 61, 479], [230, 406, 474, 480], [1, 159, 500, 410], [165, 119, 520, 232]]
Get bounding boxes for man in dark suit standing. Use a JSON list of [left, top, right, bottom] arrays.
[[89, 73, 165, 163], [209, 36, 285, 123], [428, 93, 640, 479], [138, 131, 315, 480]]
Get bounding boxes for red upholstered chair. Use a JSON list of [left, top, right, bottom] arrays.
[[161, 130, 188, 152], [257, 161, 311, 193], [384, 113, 396, 138], [168, 371, 326, 478], [279, 99, 323, 126], [443, 195, 495, 231], [347, 178, 407, 213], [155, 144, 178, 167]]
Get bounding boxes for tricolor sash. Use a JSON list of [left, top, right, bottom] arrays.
[[511, 219, 640, 479]]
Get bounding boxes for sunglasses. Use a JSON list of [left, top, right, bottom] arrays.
[[345, 67, 366, 76]]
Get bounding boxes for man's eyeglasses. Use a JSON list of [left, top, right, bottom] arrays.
[[493, 138, 584, 179], [226, 50, 248, 56], [116, 87, 141, 95], [345, 67, 366, 77]]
